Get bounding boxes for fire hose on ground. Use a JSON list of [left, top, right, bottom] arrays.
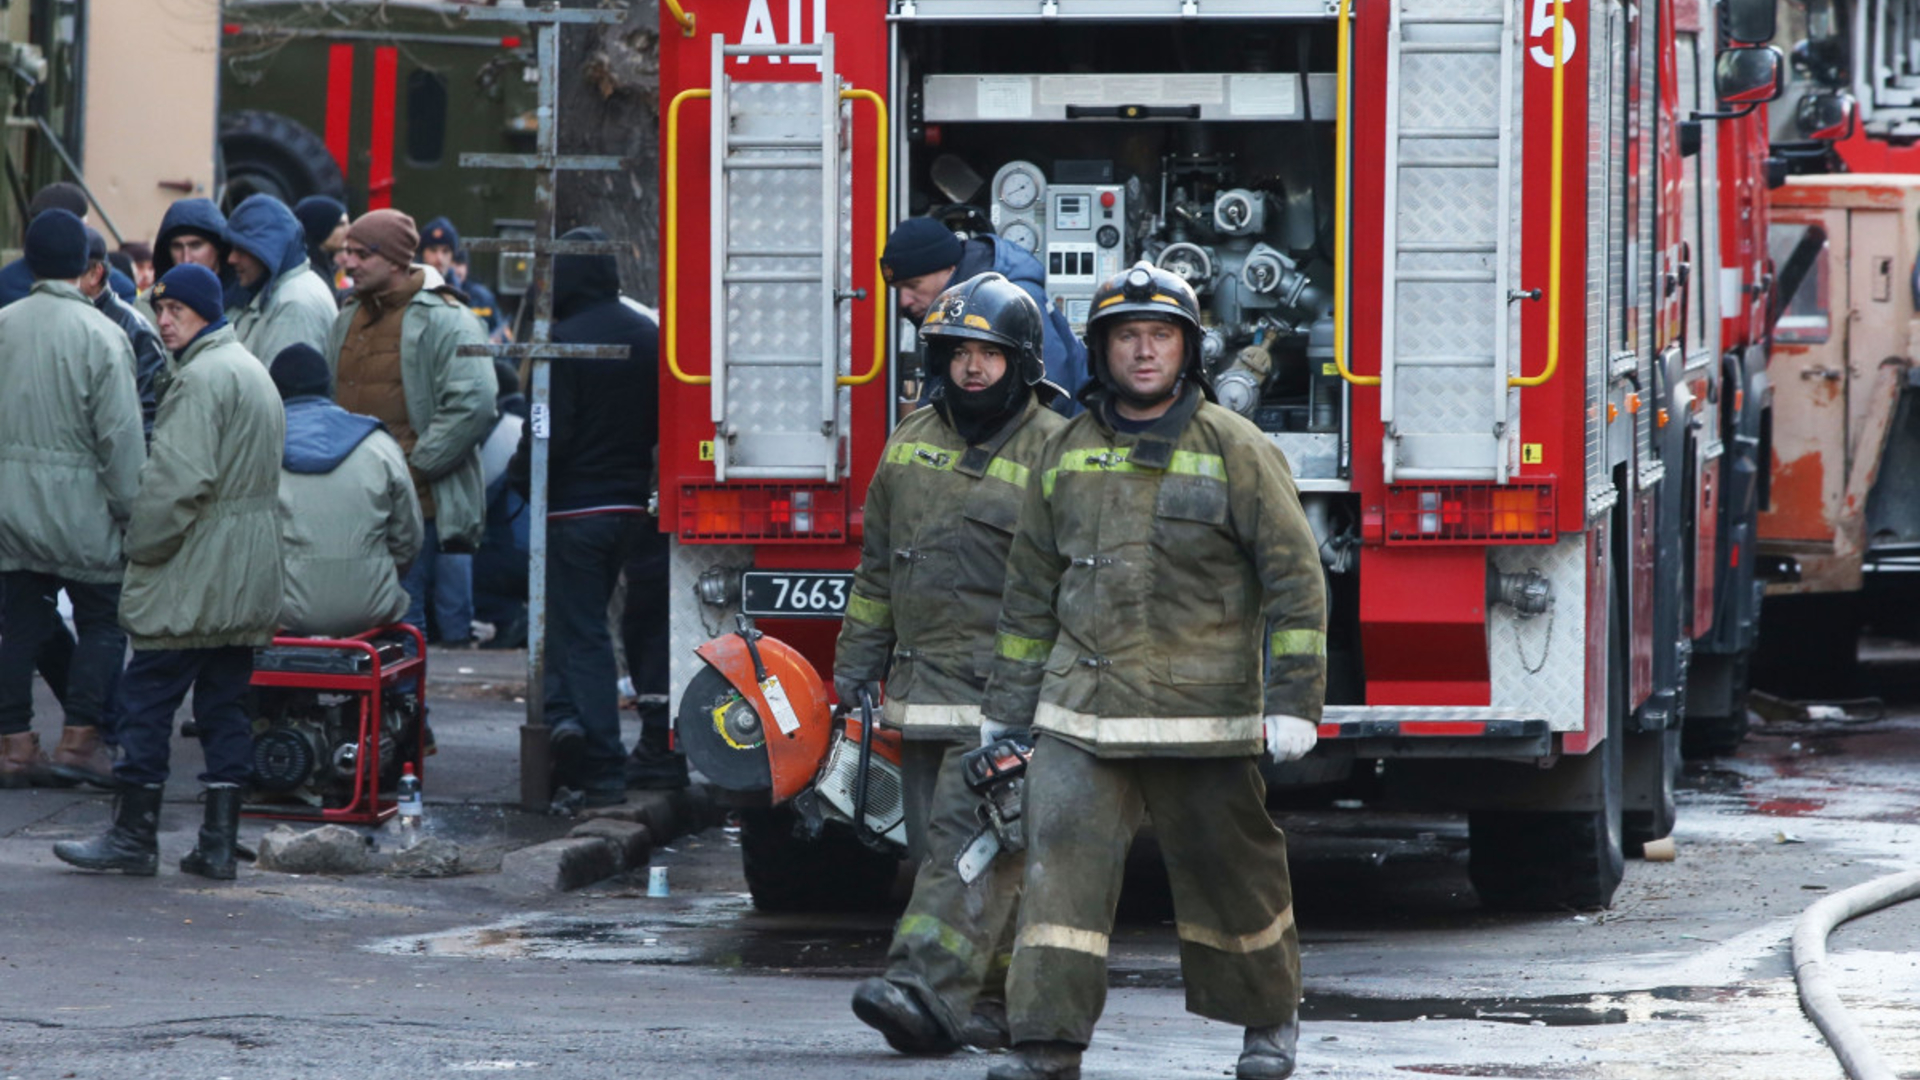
[[1792, 867, 1920, 1080]]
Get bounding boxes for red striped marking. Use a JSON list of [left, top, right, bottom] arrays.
[[326, 44, 354, 176], [368, 46, 398, 209]]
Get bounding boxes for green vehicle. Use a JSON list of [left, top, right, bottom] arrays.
[[219, 0, 541, 303]]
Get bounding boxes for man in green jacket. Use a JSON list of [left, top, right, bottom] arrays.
[[328, 209, 495, 644], [54, 264, 285, 882], [840, 274, 1067, 1056], [227, 194, 340, 363], [267, 343, 423, 638], [981, 263, 1326, 1080], [0, 209, 145, 789]]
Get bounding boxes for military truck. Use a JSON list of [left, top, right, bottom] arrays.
[[219, 0, 543, 305]]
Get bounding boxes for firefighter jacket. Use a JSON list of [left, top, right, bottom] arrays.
[[0, 281, 145, 585], [119, 325, 285, 650], [835, 394, 1067, 740], [981, 388, 1327, 757], [325, 282, 496, 549]]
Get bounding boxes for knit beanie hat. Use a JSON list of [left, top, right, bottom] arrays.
[[880, 217, 963, 284], [24, 209, 89, 280], [27, 182, 87, 220], [293, 196, 348, 246], [420, 216, 460, 252], [83, 226, 108, 265], [270, 343, 333, 401], [347, 209, 420, 270], [151, 264, 226, 324]]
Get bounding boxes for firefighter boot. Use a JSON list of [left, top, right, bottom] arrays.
[[53, 784, 162, 875], [851, 977, 959, 1055], [48, 725, 116, 789], [0, 731, 53, 788], [180, 784, 242, 881], [962, 998, 1011, 1050], [1236, 1014, 1300, 1080], [984, 1041, 1083, 1080], [625, 715, 689, 790]]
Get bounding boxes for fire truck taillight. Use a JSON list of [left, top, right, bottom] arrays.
[[678, 484, 847, 542], [1384, 483, 1556, 545]]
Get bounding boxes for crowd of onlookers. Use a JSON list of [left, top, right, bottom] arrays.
[[0, 181, 673, 880]]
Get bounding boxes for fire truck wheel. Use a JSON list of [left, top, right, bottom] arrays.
[[219, 110, 349, 213], [1621, 727, 1680, 856], [1681, 652, 1751, 759], [737, 806, 902, 913]]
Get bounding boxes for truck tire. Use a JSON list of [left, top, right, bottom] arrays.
[[1622, 727, 1679, 856], [219, 110, 348, 212], [1468, 586, 1626, 910], [1682, 651, 1750, 759], [737, 806, 901, 913]]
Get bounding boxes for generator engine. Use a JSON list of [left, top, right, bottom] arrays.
[[247, 686, 418, 808]]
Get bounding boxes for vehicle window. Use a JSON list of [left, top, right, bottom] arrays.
[[406, 69, 449, 167], [1769, 223, 1830, 345]]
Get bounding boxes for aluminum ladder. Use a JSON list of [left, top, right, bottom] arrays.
[[709, 32, 847, 482], [1379, 0, 1520, 482]]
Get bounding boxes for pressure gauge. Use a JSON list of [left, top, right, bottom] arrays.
[[993, 161, 1045, 211], [1002, 221, 1041, 253]]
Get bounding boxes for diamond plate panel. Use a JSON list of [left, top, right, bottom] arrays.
[[1396, 363, 1495, 433], [668, 541, 754, 714], [1489, 533, 1590, 732], [1395, 280, 1497, 357], [1398, 168, 1498, 246], [1400, 53, 1500, 128]]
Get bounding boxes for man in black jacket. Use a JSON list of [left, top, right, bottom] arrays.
[[510, 227, 659, 806], [81, 227, 167, 439]]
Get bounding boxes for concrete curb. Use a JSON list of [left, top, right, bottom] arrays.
[[492, 783, 722, 895]]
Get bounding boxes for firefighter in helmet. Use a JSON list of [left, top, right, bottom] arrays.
[[837, 272, 1068, 1054], [979, 262, 1326, 1080]]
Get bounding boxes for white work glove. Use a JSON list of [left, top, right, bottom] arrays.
[[979, 717, 1018, 748], [1263, 715, 1318, 762]]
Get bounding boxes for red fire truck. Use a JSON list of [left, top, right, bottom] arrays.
[[655, 0, 1782, 912]]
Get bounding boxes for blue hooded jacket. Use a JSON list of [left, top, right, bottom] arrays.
[[152, 198, 249, 311], [226, 195, 311, 311], [947, 234, 1089, 413], [282, 397, 384, 475]]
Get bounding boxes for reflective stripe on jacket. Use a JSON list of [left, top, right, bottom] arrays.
[[983, 389, 1326, 757]]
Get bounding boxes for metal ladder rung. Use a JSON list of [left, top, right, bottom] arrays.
[[1399, 241, 1498, 253], [723, 43, 824, 57], [723, 271, 824, 284], [1399, 15, 1503, 25], [1401, 158, 1500, 169], [1400, 128, 1500, 140], [728, 136, 819, 149], [1401, 42, 1501, 54], [727, 248, 822, 259], [1396, 270, 1497, 283], [725, 355, 827, 367], [1393, 354, 1498, 368], [724, 156, 825, 171]]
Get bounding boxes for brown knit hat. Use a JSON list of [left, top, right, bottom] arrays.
[[347, 209, 420, 270]]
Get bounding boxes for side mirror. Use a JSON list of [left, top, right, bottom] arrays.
[[1723, 0, 1776, 43], [1716, 46, 1785, 105], [1796, 91, 1859, 141]]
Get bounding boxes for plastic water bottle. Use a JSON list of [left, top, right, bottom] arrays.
[[396, 762, 424, 847]]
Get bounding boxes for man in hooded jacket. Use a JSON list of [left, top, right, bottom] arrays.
[[267, 343, 423, 638], [146, 198, 246, 322], [508, 226, 658, 805], [226, 195, 342, 362]]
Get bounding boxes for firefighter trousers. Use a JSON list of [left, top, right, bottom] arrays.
[[1007, 734, 1300, 1047], [883, 738, 1023, 1040]]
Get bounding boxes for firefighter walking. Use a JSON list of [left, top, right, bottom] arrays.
[[981, 263, 1326, 1080], [837, 273, 1067, 1054]]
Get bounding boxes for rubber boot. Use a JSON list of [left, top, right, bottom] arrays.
[[180, 784, 242, 881], [963, 998, 1011, 1050], [52, 784, 161, 875], [0, 730, 53, 789], [624, 715, 689, 790], [1236, 1015, 1300, 1080], [985, 1041, 1083, 1080], [48, 725, 116, 789], [851, 977, 958, 1056]]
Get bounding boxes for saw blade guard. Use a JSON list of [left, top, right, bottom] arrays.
[[682, 630, 833, 804]]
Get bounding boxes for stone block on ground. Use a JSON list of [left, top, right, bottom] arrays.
[[497, 835, 620, 894], [569, 818, 651, 870], [255, 824, 373, 876], [383, 835, 466, 877]]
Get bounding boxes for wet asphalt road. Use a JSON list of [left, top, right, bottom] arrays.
[[3, 667, 1919, 1078]]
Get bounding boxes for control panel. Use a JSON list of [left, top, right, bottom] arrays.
[[1044, 184, 1126, 332]]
